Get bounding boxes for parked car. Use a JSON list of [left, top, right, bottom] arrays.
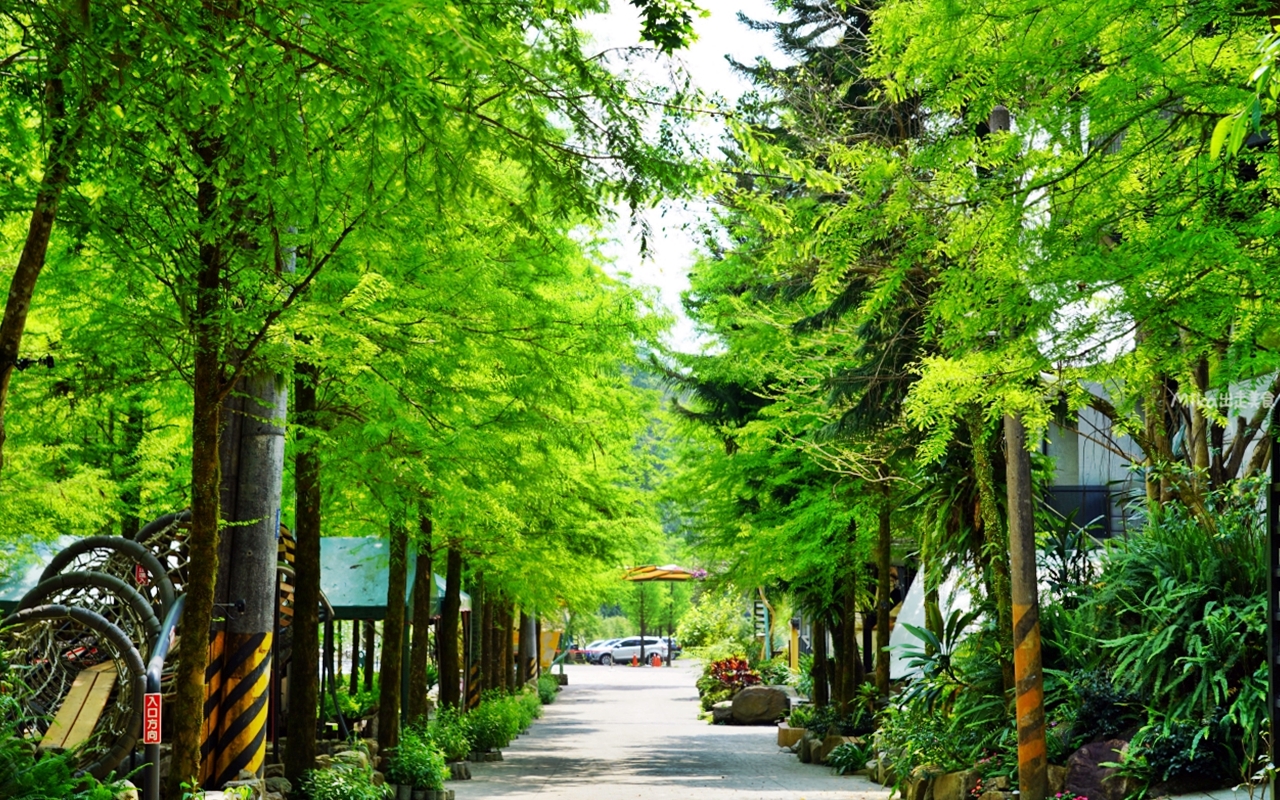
[[581, 638, 621, 664], [661, 636, 682, 658], [605, 636, 668, 666]]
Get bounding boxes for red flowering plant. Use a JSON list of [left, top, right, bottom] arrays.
[[708, 657, 761, 692]]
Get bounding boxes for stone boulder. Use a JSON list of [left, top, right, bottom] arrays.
[[730, 685, 789, 725], [711, 700, 734, 724], [1048, 765, 1067, 796], [1067, 740, 1135, 800], [933, 770, 980, 800]]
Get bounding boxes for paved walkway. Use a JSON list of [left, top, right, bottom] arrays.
[[452, 661, 890, 800]]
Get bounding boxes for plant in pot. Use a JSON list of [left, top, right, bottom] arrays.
[[387, 727, 449, 800], [428, 707, 472, 763]]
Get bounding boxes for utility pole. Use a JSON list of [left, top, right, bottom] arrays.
[[1005, 411, 1048, 800], [204, 369, 287, 787]]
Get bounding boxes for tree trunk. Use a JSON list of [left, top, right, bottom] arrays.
[[350, 621, 359, 695], [481, 592, 496, 693], [363, 621, 375, 693], [535, 617, 542, 680], [439, 545, 463, 708], [875, 499, 892, 696], [1005, 414, 1048, 800], [503, 606, 516, 692], [167, 149, 224, 799], [968, 410, 1015, 691], [829, 613, 846, 712], [284, 361, 321, 784], [811, 615, 828, 708], [839, 579, 860, 714], [861, 610, 874, 678], [517, 611, 532, 684], [407, 518, 434, 723], [378, 513, 408, 754], [0, 37, 77, 472]]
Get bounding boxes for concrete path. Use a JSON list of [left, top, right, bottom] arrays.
[[452, 661, 890, 800]]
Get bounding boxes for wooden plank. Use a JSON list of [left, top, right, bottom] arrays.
[[40, 661, 117, 751]]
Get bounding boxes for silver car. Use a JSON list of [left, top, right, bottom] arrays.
[[604, 636, 668, 665]]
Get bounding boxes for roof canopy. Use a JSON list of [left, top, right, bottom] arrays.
[[622, 564, 704, 582], [0, 536, 469, 621], [321, 537, 470, 620]]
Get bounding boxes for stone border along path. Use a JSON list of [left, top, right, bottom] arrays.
[[452, 661, 890, 800]]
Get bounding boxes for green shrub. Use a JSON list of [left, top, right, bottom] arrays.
[[787, 704, 814, 729], [796, 653, 814, 698], [536, 673, 559, 704], [517, 687, 543, 728], [700, 687, 732, 712], [677, 590, 751, 648], [1132, 714, 1237, 786], [387, 727, 449, 790], [321, 677, 380, 722], [1064, 669, 1143, 746], [827, 741, 872, 775], [465, 695, 514, 752], [0, 691, 126, 800], [300, 763, 390, 800], [427, 707, 471, 762], [756, 656, 792, 686]]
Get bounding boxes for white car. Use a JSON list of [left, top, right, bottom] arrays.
[[604, 636, 668, 665], [580, 638, 621, 664]]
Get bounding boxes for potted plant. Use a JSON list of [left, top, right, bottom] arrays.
[[779, 705, 812, 748], [387, 727, 449, 800]]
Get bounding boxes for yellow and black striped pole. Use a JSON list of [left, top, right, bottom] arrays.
[[203, 372, 287, 788], [1005, 413, 1047, 800]]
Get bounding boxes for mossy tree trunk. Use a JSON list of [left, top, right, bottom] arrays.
[[284, 359, 321, 784], [0, 31, 79, 472], [503, 606, 516, 692], [167, 143, 225, 798], [363, 621, 376, 693], [481, 592, 496, 693], [407, 516, 434, 723], [439, 544, 463, 708], [811, 616, 829, 708], [378, 512, 408, 754], [839, 577, 860, 714], [516, 611, 532, 684], [875, 499, 892, 697], [968, 410, 1015, 691]]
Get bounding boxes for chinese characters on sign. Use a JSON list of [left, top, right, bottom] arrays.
[[143, 693, 162, 745]]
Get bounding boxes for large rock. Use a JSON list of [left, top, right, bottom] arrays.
[[730, 686, 789, 725], [334, 749, 370, 769], [711, 700, 734, 724], [1048, 765, 1067, 796], [264, 777, 292, 796], [1067, 740, 1136, 800], [933, 770, 980, 800]]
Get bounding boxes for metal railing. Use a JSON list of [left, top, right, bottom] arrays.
[[143, 594, 184, 800]]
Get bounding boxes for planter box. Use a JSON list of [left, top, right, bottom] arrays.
[[777, 723, 804, 748]]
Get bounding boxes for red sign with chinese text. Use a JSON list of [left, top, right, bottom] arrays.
[[134, 564, 149, 586], [143, 693, 162, 744]]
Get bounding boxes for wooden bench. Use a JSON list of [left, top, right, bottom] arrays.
[[40, 661, 117, 751]]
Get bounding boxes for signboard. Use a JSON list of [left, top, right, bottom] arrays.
[[142, 693, 162, 745], [134, 564, 149, 586]]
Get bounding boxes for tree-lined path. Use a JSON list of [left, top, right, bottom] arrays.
[[454, 663, 889, 800]]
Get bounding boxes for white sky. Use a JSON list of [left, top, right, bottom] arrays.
[[579, 0, 784, 353]]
